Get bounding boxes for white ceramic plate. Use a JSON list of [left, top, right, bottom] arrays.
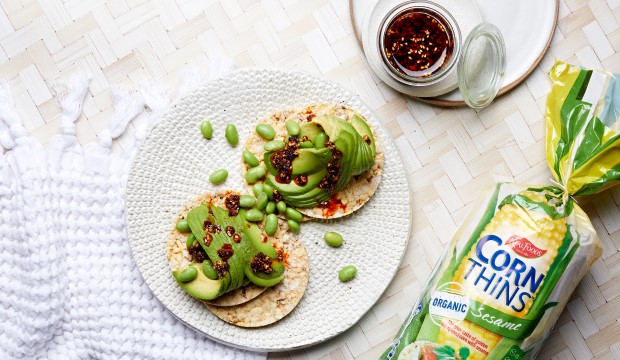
[[351, 0, 558, 105], [125, 69, 411, 351]]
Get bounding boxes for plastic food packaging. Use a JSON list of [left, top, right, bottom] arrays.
[[382, 61, 620, 360]]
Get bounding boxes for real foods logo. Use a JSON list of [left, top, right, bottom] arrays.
[[429, 282, 469, 326], [505, 235, 547, 258]]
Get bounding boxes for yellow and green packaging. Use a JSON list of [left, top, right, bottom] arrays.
[[382, 61, 620, 360]]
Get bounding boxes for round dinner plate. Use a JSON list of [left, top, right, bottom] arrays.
[[125, 69, 411, 351], [350, 0, 559, 106]]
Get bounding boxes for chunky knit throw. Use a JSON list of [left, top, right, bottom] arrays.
[[0, 68, 264, 360]]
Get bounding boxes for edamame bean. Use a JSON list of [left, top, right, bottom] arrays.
[[186, 233, 196, 247], [324, 231, 344, 247], [242, 151, 260, 167], [225, 124, 239, 146], [264, 140, 285, 152], [209, 169, 228, 184], [300, 141, 314, 148], [239, 195, 256, 208], [265, 214, 278, 235], [338, 265, 357, 282], [256, 124, 276, 140], [176, 219, 190, 232], [263, 184, 274, 199], [276, 201, 287, 213], [245, 209, 264, 222], [179, 266, 198, 282], [285, 120, 301, 136], [287, 219, 300, 233], [200, 120, 213, 139], [202, 260, 219, 280], [252, 183, 264, 197], [245, 166, 266, 184], [286, 207, 303, 222], [315, 132, 328, 149], [265, 201, 276, 214], [256, 193, 268, 210]]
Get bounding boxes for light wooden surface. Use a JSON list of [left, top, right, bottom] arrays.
[[1, 0, 620, 359]]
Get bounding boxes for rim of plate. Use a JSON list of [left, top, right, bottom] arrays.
[[125, 68, 412, 351]]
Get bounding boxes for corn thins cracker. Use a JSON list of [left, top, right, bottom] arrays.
[[242, 104, 384, 220], [167, 191, 308, 317], [383, 62, 618, 359]]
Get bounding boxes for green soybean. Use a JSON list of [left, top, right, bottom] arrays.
[[225, 124, 239, 146], [176, 219, 191, 232], [324, 232, 344, 247], [239, 195, 256, 208], [338, 265, 357, 282], [200, 120, 213, 139], [256, 124, 276, 140], [245, 166, 266, 184], [245, 209, 264, 222], [202, 260, 219, 280], [256, 193, 268, 210], [242, 151, 260, 167], [315, 132, 328, 149], [276, 201, 287, 213], [252, 183, 264, 197], [209, 169, 228, 184], [300, 141, 314, 148], [179, 267, 198, 282], [264, 140, 285, 152], [285, 120, 301, 136], [287, 219, 300, 233], [263, 184, 274, 199], [286, 207, 303, 222], [265, 201, 276, 214], [186, 233, 196, 247], [265, 214, 278, 235]]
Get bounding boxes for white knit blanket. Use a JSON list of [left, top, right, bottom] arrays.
[[0, 68, 265, 359]]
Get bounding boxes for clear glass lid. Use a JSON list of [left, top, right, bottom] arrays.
[[457, 22, 506, 109]]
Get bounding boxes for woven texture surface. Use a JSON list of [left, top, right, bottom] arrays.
[[1, 0, 619, 359]]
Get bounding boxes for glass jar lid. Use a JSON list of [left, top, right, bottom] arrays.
[[457, 22, 506, 109]]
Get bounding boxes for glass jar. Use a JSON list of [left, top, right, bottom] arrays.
[[379, 1, 461, 86], [371, 0, 506, 109]]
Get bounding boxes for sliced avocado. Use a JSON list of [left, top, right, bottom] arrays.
[[266, 115, 376, 209], [243, 222, 278, 259], [292, 148, 332, 176], [187, 206, 231, 286], [351, 115, 376, 157], [263, 151, 278, 176], [173, 263, 222, 300], [244, 260, 285, 287], [299, 122, 323, 142], [265, 169, 327, 196], [281, 186, 331, 207], [210, 206, 247, 291]]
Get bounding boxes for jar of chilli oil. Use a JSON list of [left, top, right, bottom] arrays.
[[371, 0, 506, 109]]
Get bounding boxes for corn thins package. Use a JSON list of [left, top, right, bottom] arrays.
[[382, 61, 620, 360]]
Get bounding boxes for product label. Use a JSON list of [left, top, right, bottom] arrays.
[[463, 234, 548, 314], [429, 282, 470, 328], [430, 291, 469, 321], [465, 302, 540, 339]]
